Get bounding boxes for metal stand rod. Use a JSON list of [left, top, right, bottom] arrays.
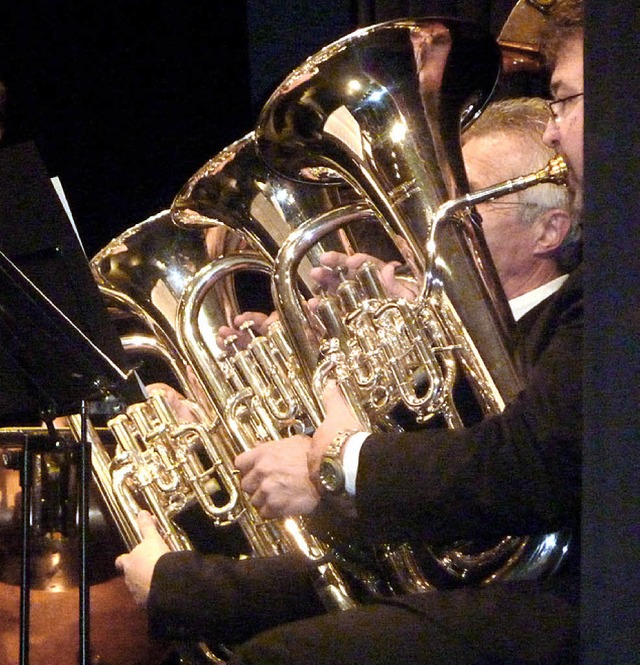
[[19, 439, 32, 665], [78, 401, 91, 665]]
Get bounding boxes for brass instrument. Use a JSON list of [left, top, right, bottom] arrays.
[[0, 11, 575, 664], [89, 210, 359, 611], [498, 0, 559, 74], [33, 20, 572, 643], [266, 157, 571, 590], [255, 17, 571, 589], [171, 17, 571, 590]]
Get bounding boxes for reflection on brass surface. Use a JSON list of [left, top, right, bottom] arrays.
[[0, 577, 168, 665], [0, 462, 122, 589]]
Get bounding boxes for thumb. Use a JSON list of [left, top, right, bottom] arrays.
[[114, 553, 127, 573]]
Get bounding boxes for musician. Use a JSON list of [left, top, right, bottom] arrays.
[[117, 2, 585, 662], [312, 95, 580, 303]]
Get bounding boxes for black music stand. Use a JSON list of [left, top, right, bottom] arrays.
[[0, 142, 141, 665]]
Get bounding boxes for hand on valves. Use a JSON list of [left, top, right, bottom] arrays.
[[309, 251, 419, 301], [234, 380, 364, 519], [216, 250, 418, 346], [216, 310, 280, 350]]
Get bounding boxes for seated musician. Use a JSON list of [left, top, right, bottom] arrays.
[[117, 3, 585, 663]]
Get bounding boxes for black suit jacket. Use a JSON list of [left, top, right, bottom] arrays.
[[357, 267, 583, 545], [148, 267, 583, 647]]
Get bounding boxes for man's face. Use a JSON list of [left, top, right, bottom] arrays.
[[543, 36, 584, 211], [462, 132, 541, 299]]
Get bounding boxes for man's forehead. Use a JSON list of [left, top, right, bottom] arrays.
[[550, 37, 584, 94]]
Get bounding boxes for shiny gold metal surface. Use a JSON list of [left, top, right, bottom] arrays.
[[89, 210, 358, 614]]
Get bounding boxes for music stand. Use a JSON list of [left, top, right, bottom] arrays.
[[0, 142, 140, 665]]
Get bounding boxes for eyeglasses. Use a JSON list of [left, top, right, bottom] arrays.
[[546, 92, 584, 123]]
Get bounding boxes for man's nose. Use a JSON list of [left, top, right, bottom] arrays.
[[542, 117, 560, 149]]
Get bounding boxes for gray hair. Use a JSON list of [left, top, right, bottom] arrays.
[[463, 97, 581, 271]]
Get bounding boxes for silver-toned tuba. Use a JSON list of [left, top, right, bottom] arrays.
[[251, 17, 572, 589], [84, 17, 571, 621], [88, 210, 362, 611], [168, 16, 571, 592]]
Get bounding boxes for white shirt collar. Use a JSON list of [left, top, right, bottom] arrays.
[[509, 274, 569, 322]]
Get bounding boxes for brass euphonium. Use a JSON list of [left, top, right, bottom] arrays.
[[255, 18, 513, 388], [249, 17, 571, 589], [85, 17, 571, 623], [88, 209, 363, 612]]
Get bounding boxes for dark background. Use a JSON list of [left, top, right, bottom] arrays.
[[0, 0, 519, 256], [1, 1, 638, 662]]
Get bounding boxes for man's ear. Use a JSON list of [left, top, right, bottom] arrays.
[[532, 208, 572, 256]]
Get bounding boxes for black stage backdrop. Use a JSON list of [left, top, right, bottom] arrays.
[[1, 1, 638, 661], [0, 0, 518, 256], [582, 2, 640, 663], [1, 1, 253, 256]]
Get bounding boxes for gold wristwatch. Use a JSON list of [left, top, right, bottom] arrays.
[[318, 430, 356, 495]]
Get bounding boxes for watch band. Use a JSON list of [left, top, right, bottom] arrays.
[[326, 430, 356, 460], [318, 430, 357, 495]]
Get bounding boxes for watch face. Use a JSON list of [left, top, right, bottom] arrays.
[[319, 458, 345, 494]]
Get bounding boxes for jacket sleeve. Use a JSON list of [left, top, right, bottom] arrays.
[[354, 271, 583, 544], [148, 551, 324, 646]]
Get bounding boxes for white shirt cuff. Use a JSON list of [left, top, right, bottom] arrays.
[[342, 431, 370, 496]]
